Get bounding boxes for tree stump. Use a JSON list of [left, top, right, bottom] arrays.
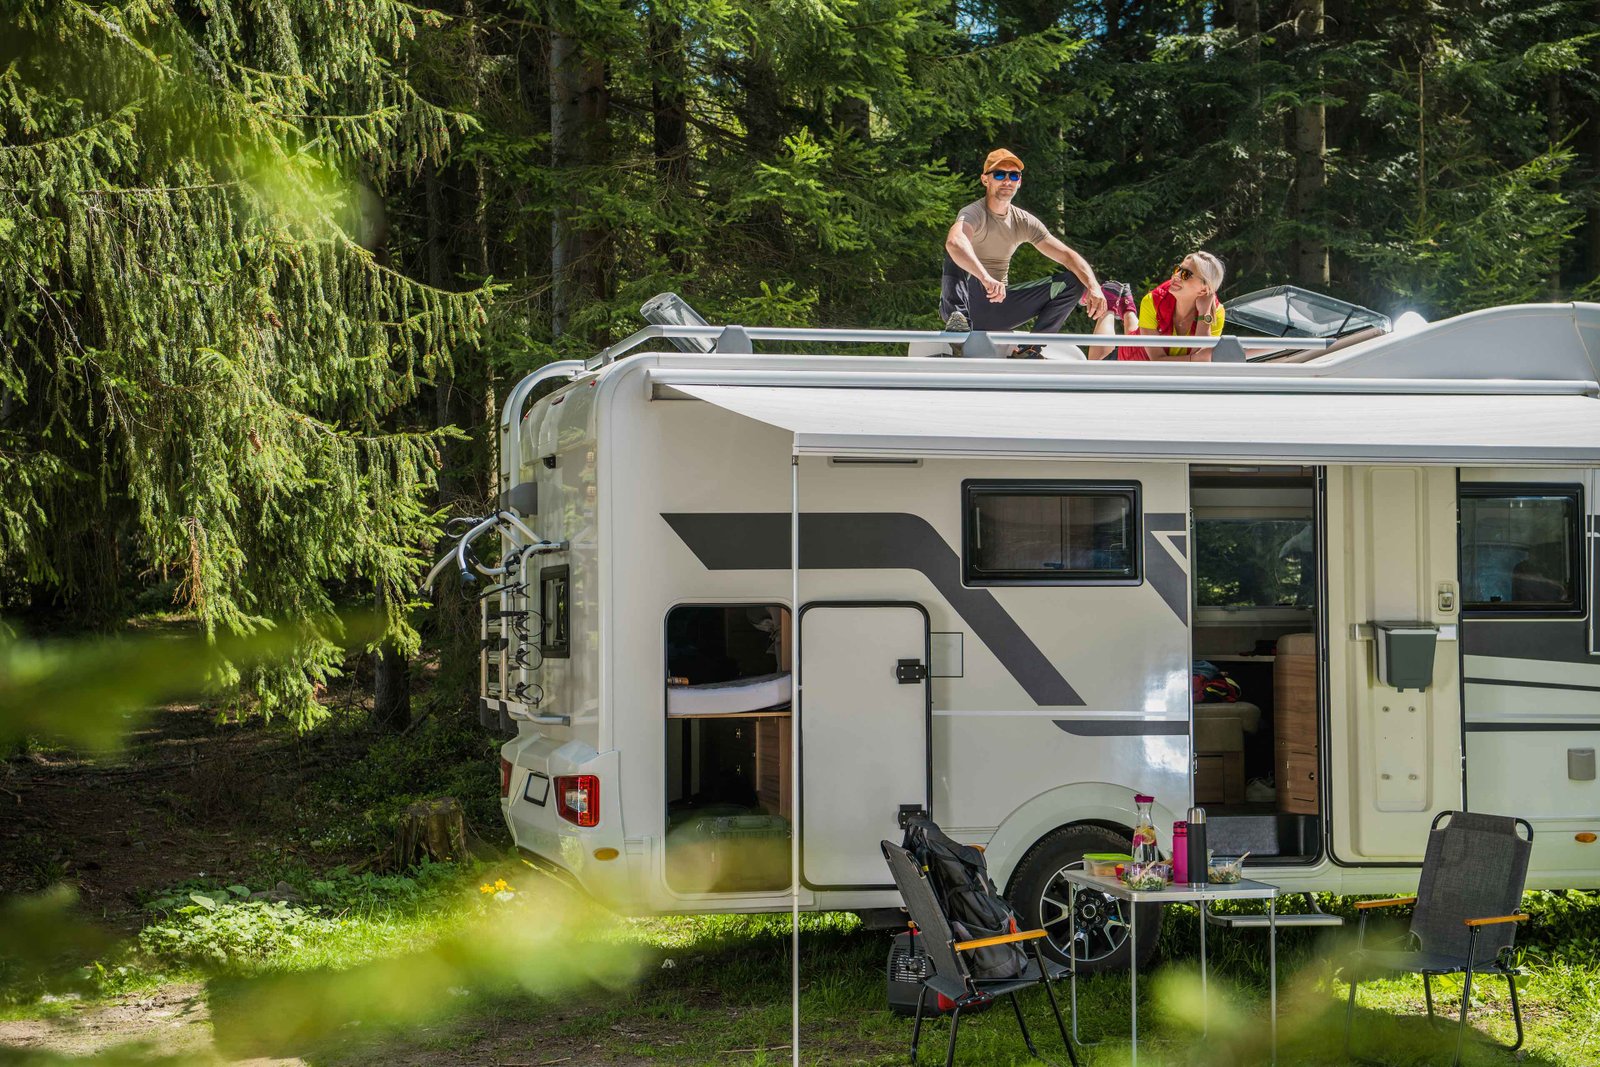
[[393, 796, 469, 868]]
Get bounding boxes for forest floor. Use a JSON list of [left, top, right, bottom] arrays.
[[3, 699, 1599, 1066]]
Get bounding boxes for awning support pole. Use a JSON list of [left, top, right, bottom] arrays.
[[790, 450, 801, 1067]]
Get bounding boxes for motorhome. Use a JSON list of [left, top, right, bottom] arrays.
[[442, 295, 1600, 971]]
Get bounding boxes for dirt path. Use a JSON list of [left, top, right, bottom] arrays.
[[0, 983, 685, 1067], [0, 984, 305, 1064]]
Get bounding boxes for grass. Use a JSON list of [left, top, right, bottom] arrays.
[[6, 854, 1600, 1064], [6, 693, 1597, 1065]]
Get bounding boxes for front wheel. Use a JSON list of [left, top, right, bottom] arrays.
[[1007, 824, 1164, 973]]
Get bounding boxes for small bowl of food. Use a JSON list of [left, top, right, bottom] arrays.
[[1207, 855, 1245, 884], [1119, 862, 1171, 891]]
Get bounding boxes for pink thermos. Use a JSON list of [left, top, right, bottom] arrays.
[[1172, 820, 1189, 882]]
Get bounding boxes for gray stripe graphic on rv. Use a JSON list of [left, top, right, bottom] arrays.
[[1144, 512, 1189, 625], [1053, 719, 1187, 737], [1463, 620, 1598, 664], [661, 512, 1085, 706]]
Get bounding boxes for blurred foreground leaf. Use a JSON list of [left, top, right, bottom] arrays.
[[208, 880, 644, 1058], [0, 887, 113, 987], [0, 615, 382, 751]]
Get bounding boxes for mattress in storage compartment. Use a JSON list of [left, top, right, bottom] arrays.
[[668, 672, 792, 716]]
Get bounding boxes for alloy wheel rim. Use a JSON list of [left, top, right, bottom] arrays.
[[1037, 865, 1132, 963]]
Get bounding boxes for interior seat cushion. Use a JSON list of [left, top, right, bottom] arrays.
[[1195, 699, 1262, 736]]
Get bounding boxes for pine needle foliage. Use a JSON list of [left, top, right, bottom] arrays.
[[0, 1, 491, 726]]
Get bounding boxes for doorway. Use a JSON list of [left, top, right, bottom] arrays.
[[1189, 465, 1323, 862]]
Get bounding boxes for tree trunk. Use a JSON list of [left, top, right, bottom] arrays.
[[1232, 0, 1264, 280], [374, 584, 411, 731], [549, 0, 610, 339], [649, 2, 690, 274], [1548, 73, 1564, 300], [549, 23, 578, 340], [393, 797, 469, 867], [1291, 0, 1329, 287]]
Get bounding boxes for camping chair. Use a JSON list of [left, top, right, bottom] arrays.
[[1342, 810, 1533, 1066], [881, 840, 1080, 1067]]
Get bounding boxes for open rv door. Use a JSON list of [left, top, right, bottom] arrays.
[[1324, 466, 1463, 863], [798, 602, 931, 890]]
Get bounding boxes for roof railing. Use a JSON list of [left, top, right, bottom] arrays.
[[586, 324, 1335, 370]]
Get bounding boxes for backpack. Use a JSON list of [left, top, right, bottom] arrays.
[[900, 816, 1030, 981]]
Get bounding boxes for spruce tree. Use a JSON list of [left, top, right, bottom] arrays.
[[0, 1, 490, 726]]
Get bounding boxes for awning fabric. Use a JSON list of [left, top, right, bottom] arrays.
[[672, 385, 1600, 465]]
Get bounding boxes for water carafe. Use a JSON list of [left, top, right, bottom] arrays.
[[1131, 793, 1160, 864]]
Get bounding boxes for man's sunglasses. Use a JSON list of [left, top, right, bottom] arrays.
[[988, 170, 1022, 182]]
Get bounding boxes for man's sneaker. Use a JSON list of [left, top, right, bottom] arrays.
[[1009, 344, 1045, 359], [940, 311, 970, 357]]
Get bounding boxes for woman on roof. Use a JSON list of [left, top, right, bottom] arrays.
[[1091, 251, 1228, 361]]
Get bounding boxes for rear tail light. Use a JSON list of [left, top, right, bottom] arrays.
[[555, 774, 599, 827], [499, 757, 513, 798]]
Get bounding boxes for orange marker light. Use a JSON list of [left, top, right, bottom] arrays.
[[1577, 832, 1597, 844], [593, 847, 620, 861]]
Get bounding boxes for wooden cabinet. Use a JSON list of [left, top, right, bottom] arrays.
[[1279, 745, 1319, 811], [753, 715, 792, 818], [1273, 633, 1320, 814]]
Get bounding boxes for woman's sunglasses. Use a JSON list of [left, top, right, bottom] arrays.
[[1172, 264, 1196, 281], [989, 170, 1022, 182]]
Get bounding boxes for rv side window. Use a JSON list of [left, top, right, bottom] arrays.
[[1460, 486, 1583, 614], [962, 481, 1140, 585], [540, 565, 571, 657]]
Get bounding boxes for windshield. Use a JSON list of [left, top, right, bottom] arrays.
[[1224, 285, 1390, 339]]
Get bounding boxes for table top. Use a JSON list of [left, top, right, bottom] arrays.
[[1062, 869, 1281, 904]]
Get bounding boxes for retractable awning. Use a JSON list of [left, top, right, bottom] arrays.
[[670, 384, 1600, 465]]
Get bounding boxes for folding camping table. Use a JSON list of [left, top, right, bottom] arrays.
[[1061, 870, 1281, 1066]]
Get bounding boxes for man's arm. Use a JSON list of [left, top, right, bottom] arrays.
[[945, 220, 1005, 303], [1034, 234, 1106, 319]]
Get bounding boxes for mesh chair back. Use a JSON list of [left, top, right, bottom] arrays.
[[1410, 811, 1532, 960], [882, 841, 969, 993]]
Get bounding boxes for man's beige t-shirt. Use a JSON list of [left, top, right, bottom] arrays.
[[956, 199, 1051, 284]]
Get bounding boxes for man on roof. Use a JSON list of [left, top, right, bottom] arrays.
[[941, 148, 1108, 358]]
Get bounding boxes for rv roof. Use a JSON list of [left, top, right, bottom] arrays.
[[592, 301, 1600, 390]]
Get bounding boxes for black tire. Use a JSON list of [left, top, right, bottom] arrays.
[[1006, 824, 1164, 973]]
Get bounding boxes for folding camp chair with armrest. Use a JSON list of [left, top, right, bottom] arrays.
[[881, 841, 1081, 1067], [1342, 810, 1533, 1066]]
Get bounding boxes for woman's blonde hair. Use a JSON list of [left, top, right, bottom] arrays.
[[1190, 250, 1225, 292]]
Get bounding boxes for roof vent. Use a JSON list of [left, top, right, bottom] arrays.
[[640, 292, 715, 353]]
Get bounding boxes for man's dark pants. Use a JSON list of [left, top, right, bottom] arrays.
[[940, 254, 1086, 332]]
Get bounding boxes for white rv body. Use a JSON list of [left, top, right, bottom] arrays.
[[487, 302, 1600, 937]]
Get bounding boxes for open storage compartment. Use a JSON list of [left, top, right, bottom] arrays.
[[664, 604, 792, 893]]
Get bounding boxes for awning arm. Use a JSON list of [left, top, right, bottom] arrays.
[[644, 367, 1600, 399]]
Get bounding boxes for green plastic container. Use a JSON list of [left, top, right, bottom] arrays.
[[1083, 852, 1132, 877]]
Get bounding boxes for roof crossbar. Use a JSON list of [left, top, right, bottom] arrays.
[[588, 324, 1333, 369]]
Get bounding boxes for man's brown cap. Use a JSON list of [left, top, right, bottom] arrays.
[[983, 148, 1024, 173]]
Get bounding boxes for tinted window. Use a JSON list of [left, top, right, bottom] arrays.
[[964, 483, 1139, 584], [1460, 488, 1582, 613]]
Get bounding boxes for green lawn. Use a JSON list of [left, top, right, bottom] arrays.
[[13, 865, 1590, 1066]]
